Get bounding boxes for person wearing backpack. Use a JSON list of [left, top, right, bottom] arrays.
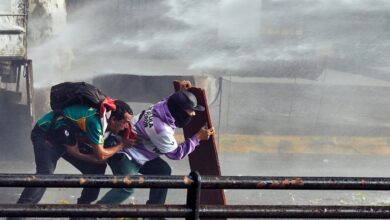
[[95, 90, 214, 212], [12, 98, 135, 209]]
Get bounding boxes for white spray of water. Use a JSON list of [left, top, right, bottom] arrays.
[[25, 0, 390, 86], [27, 0, 71, 87]]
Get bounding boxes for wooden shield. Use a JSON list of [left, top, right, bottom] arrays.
[[174, 80, 226, 220]]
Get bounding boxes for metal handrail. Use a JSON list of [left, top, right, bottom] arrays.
[[2, 204, 390, 218], [0, 173, 193, 188], [1, 173, 390, 190], [3, 172, 390, 219], [0, 14, 25, 17]]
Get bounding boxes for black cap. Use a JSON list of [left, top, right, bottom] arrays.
[[170, 90, 205, 112]]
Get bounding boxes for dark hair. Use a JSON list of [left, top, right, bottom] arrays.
[[111, 100, 133, 120]]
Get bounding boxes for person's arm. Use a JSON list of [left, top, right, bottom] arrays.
[[90, 141, 125, 160], [65, 142, 106, 164], [145, 121, 214, 160], [164, 136, 199, 160], [83, 115, 133, 160], [66, 137, 136, 162], [165, 124, 215, 160]]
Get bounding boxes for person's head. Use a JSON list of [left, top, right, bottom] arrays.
[[167, 90, 205, 128], [108, 100, 133, 133]]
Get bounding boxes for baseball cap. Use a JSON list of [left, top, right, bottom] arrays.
[[171, 90, 205, 111]]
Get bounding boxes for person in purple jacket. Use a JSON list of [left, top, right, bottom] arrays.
[[96, 90, 214, 208]]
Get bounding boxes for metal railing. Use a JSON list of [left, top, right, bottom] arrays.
[[3, 172, 390, 218]]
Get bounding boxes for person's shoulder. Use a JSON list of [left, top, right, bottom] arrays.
[[38, 111, 54, 120], [35, 111, 54, 126]]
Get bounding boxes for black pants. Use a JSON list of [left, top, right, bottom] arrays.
[[139, 157, 172, 204], [16, 127, 106, 204]]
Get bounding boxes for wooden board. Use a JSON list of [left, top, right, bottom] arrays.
[[174, 80, 226, 220]]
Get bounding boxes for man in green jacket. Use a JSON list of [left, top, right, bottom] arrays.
[[14, 100, 134, 206]]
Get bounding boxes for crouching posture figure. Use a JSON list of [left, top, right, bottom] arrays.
[[15, 99, 134, 206], [97, 90, 214, 208]]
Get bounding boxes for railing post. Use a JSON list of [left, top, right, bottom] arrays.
[[186, 171, 201, 220]]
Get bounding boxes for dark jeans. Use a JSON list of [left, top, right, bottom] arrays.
[[97, 154, 172, 204], [16, 127, 106, 204]]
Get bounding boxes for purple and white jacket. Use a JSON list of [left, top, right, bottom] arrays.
[[121, 98, 200, 165]]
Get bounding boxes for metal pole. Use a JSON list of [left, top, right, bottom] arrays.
[[201, 176, 390, 190], [186, 171, 201, 220], [3, 174, 390, 190], [0, 30, 24, 35], [0, 204, 191, 218], [3, 205, 390, 218], [199, 205, 390, 218], [0, 173, 193, 188], [25, 60, 34, 125], [0, 14, 25, 16]]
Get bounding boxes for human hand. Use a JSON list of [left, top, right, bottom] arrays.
[[176, 80, 192, 90], [182, 80, 192, 89], [195, 123, 215, 141]]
